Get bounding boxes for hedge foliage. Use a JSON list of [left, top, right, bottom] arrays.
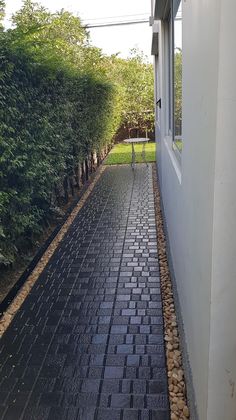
[[0, 1, 154, 266]]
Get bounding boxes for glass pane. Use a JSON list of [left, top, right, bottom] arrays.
[[168, 15, 172, 133], [173, 0, 182, 152]]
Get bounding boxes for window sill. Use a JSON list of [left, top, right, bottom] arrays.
[[164, 136, 182, 184], [172, 141, 182, 164]]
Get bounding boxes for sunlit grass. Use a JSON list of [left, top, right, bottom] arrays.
[[174, 140, 183, 152], [104, 142, 156, 165]]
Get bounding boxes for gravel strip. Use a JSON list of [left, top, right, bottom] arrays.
[[152, 164, 190, 420], [0, 165, 106, 338]]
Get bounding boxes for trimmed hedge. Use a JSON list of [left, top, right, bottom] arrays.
[[0, 38, 120, 264]]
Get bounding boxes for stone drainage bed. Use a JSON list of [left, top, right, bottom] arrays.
[[152, 165, 190, 420]]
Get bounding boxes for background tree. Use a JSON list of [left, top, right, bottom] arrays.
[[105, 49, 154, 137], [174, 50, 182, 136]]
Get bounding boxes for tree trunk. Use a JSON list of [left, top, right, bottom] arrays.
[[81, 162, 85, 184], [85, 158, 89, 181], [63, 176, 69, 202], [97, 153, 100, 167], [90, 152, 94, 172], [75, 164, 81, 189], [69, 176, 75, 196]]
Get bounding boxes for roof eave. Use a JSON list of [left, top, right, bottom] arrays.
[[154, 0, 171, 20]]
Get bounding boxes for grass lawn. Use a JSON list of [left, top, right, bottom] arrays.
[[104, 142, 156, 165], [174, 140, 183, 152]]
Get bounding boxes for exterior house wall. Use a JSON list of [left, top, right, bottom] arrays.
[[207, 1, 236, 418], [153, 1, 236, 419]]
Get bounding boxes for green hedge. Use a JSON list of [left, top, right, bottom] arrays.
[[0, 40, 120, 265]]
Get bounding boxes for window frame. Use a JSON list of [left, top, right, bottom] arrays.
[[165, 0, 182, 159], [167, 11, 173, 136]]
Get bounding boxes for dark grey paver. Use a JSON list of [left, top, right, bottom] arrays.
[[0, 164, 169, 419]]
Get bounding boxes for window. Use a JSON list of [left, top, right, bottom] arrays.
[[173, 0, 182, 152], [167, 12, 173, 134], [165, 1, 182, 153]]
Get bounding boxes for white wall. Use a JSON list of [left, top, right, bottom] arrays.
[[207, 1, 236, 418], [154, 0, 236, 418]]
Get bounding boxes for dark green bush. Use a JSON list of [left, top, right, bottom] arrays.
[[0, 33, 120, 264]]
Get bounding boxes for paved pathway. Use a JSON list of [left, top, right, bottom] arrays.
[[0, 164, 169, 420]]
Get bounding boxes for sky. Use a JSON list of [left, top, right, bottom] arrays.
[[4, 0, 153, 59]]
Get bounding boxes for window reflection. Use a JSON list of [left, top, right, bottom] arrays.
[[173, 0, 182, 152]]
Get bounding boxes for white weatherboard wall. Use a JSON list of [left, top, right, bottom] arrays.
[[154, 0, 236, 419]]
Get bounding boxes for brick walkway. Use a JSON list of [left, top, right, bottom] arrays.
[[0, 164, 169, 420]]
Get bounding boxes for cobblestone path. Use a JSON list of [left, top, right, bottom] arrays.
[[0, 164, 169, 420]]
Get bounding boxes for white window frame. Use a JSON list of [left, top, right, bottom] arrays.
[[164, 0, 182, 161]]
